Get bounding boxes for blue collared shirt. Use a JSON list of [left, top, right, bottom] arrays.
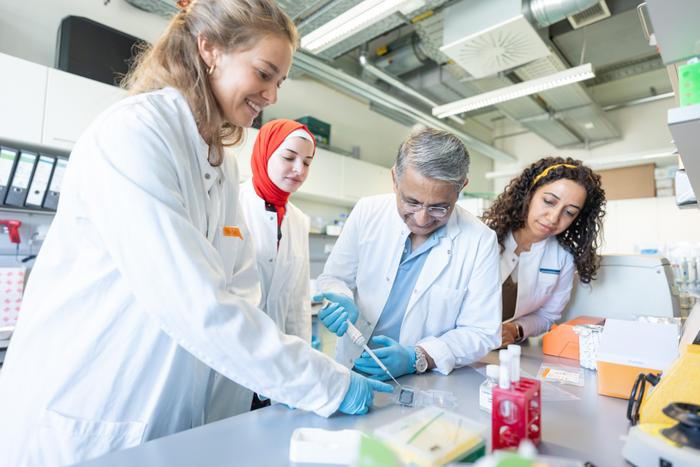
[[371, 226, 447, 342]]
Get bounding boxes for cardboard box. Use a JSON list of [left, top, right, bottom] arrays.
[[596, 319, 679, 399], [542, 316, 604, 360]]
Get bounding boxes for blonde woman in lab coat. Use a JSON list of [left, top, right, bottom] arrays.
[[482, 157, 606, 347], [206, 119, 318, 421], [0, 1, 391, 466]]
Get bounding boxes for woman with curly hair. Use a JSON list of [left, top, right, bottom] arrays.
[[482, 157, 606, 347]]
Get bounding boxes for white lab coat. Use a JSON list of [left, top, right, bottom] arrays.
[[317, 194, 502, 374], [500, 231, 575, 338], [0, 87, 349, 467], [205, 180, 313, 422], [240, 180, 312, 342]]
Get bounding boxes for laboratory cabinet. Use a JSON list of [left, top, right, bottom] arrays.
[[0, 52, 127, 152], [341, 156, 392, 203], [296, 147, 346, 203], [0, 53, 47, 146], [42, 68, 127, 151]]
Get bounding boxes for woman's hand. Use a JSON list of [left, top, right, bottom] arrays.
[[501, 322, 519, 348]]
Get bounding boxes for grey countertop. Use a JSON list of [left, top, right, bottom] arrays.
[[76, 344, 631, 466]]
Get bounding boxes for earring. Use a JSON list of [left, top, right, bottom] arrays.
[[208, 63, 216, 75]]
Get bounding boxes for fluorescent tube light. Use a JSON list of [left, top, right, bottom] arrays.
[[301, 0, 421, 53], [432, 63, 596, 119]]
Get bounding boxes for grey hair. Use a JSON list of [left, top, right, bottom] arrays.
[[395, 128, 470, 189]]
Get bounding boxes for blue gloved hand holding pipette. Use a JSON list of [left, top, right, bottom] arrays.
[[353, 336, 417, 381], [338, 372, 393, 415], [313, 292, 358, 336]]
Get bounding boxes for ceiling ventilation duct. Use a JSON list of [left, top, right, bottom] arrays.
[[440, 0, 551, 79], [440, 0, 599, 79]]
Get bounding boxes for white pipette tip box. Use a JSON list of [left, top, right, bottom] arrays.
[[289, 428, 363, 465]]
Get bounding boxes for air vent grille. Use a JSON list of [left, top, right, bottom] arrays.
[[567, 0, 611, 29], [440, 15, 550, 78]]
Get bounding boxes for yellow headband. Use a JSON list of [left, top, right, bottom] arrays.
[[531, 163, 578, 186]]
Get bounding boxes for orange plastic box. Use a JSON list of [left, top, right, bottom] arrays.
[[542, 316, 604, 360], [596, 319, 679, 399]]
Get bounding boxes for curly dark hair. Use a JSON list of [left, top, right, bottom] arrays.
[[482, 157, 606, 283]]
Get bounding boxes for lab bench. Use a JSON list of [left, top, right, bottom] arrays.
[[76, 345, 630, 466]]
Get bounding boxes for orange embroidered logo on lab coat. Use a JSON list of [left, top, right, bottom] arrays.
[[223, 226, 243, 239]]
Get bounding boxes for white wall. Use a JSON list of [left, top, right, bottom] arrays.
[[602, 197, 700, 255]]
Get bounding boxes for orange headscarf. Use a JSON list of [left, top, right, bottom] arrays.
[[251, 119, 316, 227]]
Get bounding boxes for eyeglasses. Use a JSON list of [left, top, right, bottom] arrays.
[[400, 196, 450, 218]]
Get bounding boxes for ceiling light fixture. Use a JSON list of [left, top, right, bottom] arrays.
[[432, 63, 596, 119], [301, 0, 423, 54]]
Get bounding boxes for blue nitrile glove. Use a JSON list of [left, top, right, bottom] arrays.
[[353, 335, 417, 381], [338, 372, 394, 415], [313, 292, 359, 336]]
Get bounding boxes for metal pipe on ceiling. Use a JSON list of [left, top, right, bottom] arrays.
[[601, 92, 674, 111], [293, 51, 516, 162], [359, 54, 466, 126]]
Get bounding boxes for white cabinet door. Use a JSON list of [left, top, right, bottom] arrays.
[[342, 157, 392, 202], [298, 147, 345, 203], [42, 69, 126, 150], [229, 128, 258, 182], [0, 53, 47, 146]]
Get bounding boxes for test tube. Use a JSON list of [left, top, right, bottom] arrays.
[[507, 344, 521, 383], [498, 349, 511, 390]]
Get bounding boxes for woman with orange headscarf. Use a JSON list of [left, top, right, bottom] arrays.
[[243, 119, 317, 342], [206, 119, 318, 420]]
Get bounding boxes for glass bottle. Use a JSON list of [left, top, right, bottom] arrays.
[[479, 364, 500, 412]]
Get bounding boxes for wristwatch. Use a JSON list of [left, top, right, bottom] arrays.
[[414, 346, 429, 374]]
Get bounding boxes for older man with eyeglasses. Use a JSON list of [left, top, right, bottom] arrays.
[[314, 128, 501, 381]]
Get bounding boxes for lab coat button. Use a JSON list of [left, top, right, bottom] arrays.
[[204, 173, 211, 180]]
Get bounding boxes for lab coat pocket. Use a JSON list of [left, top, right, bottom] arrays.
[[537, 270, 560, 296], [27, 409, 147, 466], [422, 285, 464, 335]]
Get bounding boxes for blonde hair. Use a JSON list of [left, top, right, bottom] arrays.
[[122, 0, 298, 166]]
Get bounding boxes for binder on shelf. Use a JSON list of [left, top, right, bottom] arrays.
[[0, 147, 19, 204], [25, 155, 56, 208], [5, 150, 38, 207], [43, 157, 68, 211]]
